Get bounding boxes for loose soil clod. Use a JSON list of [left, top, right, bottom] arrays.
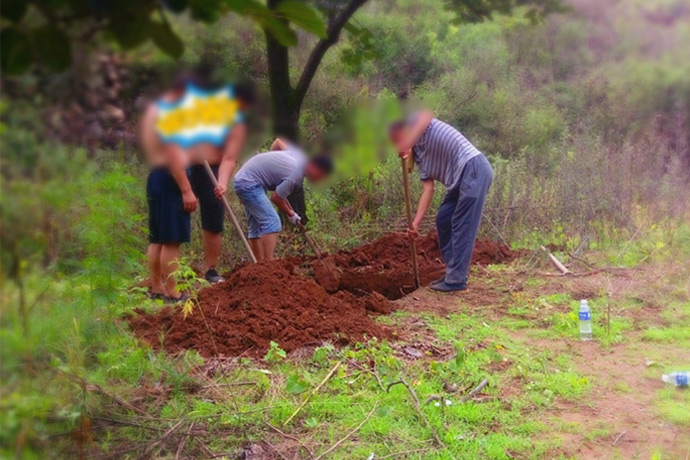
[[128, 233, 518, 357]]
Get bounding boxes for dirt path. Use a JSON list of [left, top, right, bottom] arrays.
[[534, 339, 689, 459], [395, 264, 690, 459]]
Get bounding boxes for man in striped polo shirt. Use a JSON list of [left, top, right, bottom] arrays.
[[389, 110, 494, 292]]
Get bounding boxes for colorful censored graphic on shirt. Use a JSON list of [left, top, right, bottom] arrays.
[[155, 84, 242, 148]]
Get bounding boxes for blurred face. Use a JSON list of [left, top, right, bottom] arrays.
[[388, 125, 405, 146], [305, 162, 328, 183]]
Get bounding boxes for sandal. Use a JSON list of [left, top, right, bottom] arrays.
[[147, 291, 165, 301], [164, 293, 190, 304]]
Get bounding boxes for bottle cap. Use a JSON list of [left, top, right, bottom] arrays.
[[661, 374, 669, 383]]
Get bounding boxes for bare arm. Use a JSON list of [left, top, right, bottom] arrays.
[[139, 105, 161, 160], [164, 144, 197, 213], [141, 104, 196, 212], [270, 137, 288, 151], [215, 123, 247, 199], [270, 193, 296, 218], [397, 109, 434, 156], [408, 179, 434, 238]]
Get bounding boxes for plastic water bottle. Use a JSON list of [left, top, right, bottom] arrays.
[[579, 299, 592, 341], [662, 372, 689, 388]]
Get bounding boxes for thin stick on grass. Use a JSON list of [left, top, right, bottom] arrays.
[[135, 419, 185, 460], [379, 448, 432, 459], [460, 379, 489, 403], [264, 440, 289, 460], [265, 422, 315, 459], [174, 422, 195, 460], [194, 299, 219, 356], [284, 361, 341, 425], [313, 402, 378, 460], [56, 369, 153, 418], [540, 246, 573, 276], [387, 379, 445, 449], [611, 431, 626, 447]]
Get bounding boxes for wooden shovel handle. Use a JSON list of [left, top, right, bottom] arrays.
[[297, 221, 323, 259], [202, 160, 257, 263], [401, 157, 421, 288]]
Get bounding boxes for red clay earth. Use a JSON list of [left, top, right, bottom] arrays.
[[128, 233, 518, 357]]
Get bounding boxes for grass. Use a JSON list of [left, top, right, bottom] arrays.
[[2, 231, 690, 459]]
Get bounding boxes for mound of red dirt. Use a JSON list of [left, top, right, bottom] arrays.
[[128, 233, 519, 357], [128, 262, 393, 357], [334, 232, 518, 300]]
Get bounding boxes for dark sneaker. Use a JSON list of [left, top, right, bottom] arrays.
[[147, 291, 165, 301], [164, 293, 190, 304], [429, 276, 446, 286], [429, 281, 467, 292], [205, 267, 225, 284]]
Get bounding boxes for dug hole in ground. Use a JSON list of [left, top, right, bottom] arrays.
[[128, 232, 517, 357]]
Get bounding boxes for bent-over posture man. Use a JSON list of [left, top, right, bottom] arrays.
[[389, 110, 494, 292], [233, 138, 333, 262], [139, 82, 196, 302]]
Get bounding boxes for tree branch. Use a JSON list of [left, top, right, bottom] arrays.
[[294, 0, 369, 110]]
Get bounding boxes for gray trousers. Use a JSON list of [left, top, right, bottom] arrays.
[[436, 154, 493, 285]]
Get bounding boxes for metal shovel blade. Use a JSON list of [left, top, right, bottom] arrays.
[[312, 257, 340, 293]]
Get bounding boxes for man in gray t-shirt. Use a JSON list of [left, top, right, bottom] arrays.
[[389, 110, 494, 292], [233, 138, 333, 261]]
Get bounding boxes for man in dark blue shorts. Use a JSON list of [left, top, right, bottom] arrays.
[[139, 80, 197, 302]]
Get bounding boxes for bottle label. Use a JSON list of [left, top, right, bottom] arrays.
[[579, 311, 591, 321], [678, 374, 689, 387]]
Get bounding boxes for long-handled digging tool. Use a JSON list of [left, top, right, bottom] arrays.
[[202, 160, 257, 263], [283, 199, 340, 291], [296, 221, 340, 292], [401, 155, 421, 289]]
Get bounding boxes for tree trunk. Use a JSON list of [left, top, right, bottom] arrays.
[[266, 0, 307, 221], [265, 0, 369, 223]]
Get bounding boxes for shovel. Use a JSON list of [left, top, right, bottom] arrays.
[[202, 160, 257, 263], [296, 221, 340, 292], [401, 154, 421, 289]]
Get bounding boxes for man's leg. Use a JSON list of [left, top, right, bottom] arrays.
[[161, 243, 182, 297], [249, 238, 264, 262], [147, 243, 165, 294], [436, 189, 458, 266], [203, 231, 221, 270], [261, 232, 278, 261], [444, 156, 493, 287], [193, 165, 225, 278]]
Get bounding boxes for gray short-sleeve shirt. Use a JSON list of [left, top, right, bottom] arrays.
[[234, 145, 307, 198]]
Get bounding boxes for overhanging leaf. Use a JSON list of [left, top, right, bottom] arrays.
[[0, 28, 32, 74], [225, 0, 271, 16], [150, 21, 184, 59], [1, 0, 27, 21], [275, 1, 326, 39], [107, 16, 151, 49], [161, 0, 188, 13], [256, 15, 298, 47], [31, 26, 72, 72]]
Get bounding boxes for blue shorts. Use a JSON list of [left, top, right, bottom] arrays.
[[147, 168, 191, 244], [233, 182, 282, 238]]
